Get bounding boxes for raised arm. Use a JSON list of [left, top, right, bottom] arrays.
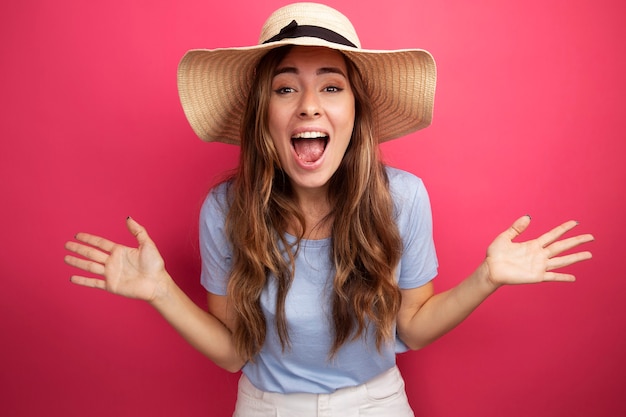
[[64, 217, 245, 372], [397, 215, 594, 350]]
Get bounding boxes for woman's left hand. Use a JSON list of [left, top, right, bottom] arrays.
[[485, 216, 594, 287]]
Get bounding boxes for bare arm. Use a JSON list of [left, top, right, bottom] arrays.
[[397, 216, 594, 350], [64, 217, 245, 372]]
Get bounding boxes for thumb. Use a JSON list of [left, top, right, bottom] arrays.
[[125, 216, 152, 246], [502, 215, 532, 241]]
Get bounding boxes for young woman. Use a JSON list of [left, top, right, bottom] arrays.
[[64, 3, 594, 416]]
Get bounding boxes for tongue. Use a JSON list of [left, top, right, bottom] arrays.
[[293, 139, 325, 163]]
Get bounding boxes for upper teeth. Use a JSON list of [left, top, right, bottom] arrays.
[[292, 131, 327, 139]]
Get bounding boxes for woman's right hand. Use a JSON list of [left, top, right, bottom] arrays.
[[65, 217, 170, 303], [65, 217, 245, 371]]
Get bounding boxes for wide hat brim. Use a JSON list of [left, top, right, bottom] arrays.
[[177, 4, 436, 145]]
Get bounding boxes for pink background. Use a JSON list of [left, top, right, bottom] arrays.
[[2, 0, 624, 416]]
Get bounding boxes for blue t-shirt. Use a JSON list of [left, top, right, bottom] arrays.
[[199, 167, 438, 394]]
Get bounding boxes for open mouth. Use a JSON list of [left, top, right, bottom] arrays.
[[291, 131, 329, 163]]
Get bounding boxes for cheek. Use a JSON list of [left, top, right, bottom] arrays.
[[267, 121, 289, 166], [336, 103, 356, 143], [268, 102, 288, 137]]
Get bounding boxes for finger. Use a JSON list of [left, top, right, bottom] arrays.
[[501, 215, 532, 241], [126, 217, 153, 246], [65, 241, 109, 264], [70, 275, 107, 290], [537, 220, 580, 248], [74, 232, 116, 253], [545, 233, 595, 258], [547, 251, 593, 271], [543, 271, 576, 282], [64, 254, 106, 276]]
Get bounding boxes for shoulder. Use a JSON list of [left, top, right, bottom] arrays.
[[200, 179, 233, 218], [385, 166, 427, 200], [385, 166, 432, 226]]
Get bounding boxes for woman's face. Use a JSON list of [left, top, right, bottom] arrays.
[[268, 46, 355, 198]]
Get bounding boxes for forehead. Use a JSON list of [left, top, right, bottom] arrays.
[[276, 46, 348, 71]]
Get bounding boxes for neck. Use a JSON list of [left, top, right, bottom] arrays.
[[291, 186, 332, 240]]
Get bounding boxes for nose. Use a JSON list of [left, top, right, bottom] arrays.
[[298, 88, 322, 118]]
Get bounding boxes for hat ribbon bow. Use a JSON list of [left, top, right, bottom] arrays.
[[263, 20, 357, 48]]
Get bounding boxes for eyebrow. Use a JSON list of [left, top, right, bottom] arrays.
[[273, 66, 347, 77]]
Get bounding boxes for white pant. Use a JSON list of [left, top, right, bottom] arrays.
[[233, 366, 415, 417]]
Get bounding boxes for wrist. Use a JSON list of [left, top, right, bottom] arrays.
[[478, 260, 502, 293], [149, 271, 175, 307]]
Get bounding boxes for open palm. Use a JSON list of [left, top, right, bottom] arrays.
[[65, 217, 168, 302], [485, 216, 593, 287]]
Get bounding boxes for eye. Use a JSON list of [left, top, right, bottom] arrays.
[[274, 86, 295, 95], [324, 86, 343, 93]]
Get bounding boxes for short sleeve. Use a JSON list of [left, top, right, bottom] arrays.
[[388, 167, 438, 289], [199, 182, 233, 295]]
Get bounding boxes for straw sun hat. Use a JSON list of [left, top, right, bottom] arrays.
[[177, 2, 436, 145]]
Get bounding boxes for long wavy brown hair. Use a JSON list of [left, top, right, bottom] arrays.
[[224, 45, 403, 361]]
